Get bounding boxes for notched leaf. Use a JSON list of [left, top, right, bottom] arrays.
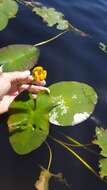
[[99, 158, 107, 179], [8, 92, 51, 155], [93, 127, 107, 157]]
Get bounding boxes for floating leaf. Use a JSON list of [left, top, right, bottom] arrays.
[[0, 0, 18, 19], [0, 0, 18, 30], [0, 11, 8, 31], [93, 127, 107, 157], [8, 92, 52, 155], [33, 7, 69, 30], [99, 158, 107, 178], [49, 82, 97, 126], [0, 45, 40, 72]]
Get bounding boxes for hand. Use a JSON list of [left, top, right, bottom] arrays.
[[0, 71, 48, 114]]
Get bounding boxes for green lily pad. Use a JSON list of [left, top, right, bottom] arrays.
[[99, 158, 107, 178], [0, 0, 18, 31], [93, 127, 107, 157], [49, 82, 97, 126], [0, 45, 40, 72], [0, 11, 8, 31], [0, 0, 18, 19], [8, 92, 51, 155]]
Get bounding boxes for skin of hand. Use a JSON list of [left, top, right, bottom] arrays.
[[0, 70, 48, 114]]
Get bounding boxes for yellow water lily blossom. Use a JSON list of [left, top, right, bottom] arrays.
[[32, 66, 47, 81]]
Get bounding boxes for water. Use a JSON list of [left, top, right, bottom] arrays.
[[0, 0, 107, 189]]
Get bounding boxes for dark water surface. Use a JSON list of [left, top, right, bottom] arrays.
[[0, 0, 107, 190]]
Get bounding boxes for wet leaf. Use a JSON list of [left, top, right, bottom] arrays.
[[0, 0, 18, 30], [33, 7, 69, 30], [0, 45, 40, 72], [8, 92, 52, 155], [49, 82, 97, 126], [99, 158, 107, 178], [0, 11, 8, 31], [34, 167, 67, 190], [93, 127, 107, 157], [0, 0, 18, 19]]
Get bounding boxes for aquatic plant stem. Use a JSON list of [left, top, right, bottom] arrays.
[[51, 136, 100, 179], [63, 133, 99, 156], [60, 141, 92, 147], [33, 30, 68, 47], [56, 131, 99, 156], [68, 23, 88, 37], [45, 141, 52, 171]]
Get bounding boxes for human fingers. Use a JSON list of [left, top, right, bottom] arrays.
[[27, 75, 46, 86], [0, 95, 16, 114], [31, 79, 46, 86], [19, 84, 50, 94], [0, 74, 11, 98], [7, 71, 46, 85], [6, 72, 46, 86], [3, 70, 31, 82]]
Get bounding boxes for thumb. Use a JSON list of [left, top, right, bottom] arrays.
[[5, 70, 31, 82]]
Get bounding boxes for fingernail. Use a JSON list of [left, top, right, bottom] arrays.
[[43, 80, 46, 86]]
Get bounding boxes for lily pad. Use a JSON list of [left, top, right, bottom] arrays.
[[0, 11, 8, 31], [0, 0, 18, 31], [0, 45, 40, 72], [0, 0, 18, 19], [49, 82, 97, 126], [8, 92, 52, 155], [93, 127, 107, 157]]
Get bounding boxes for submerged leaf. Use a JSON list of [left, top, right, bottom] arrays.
[[0, 45, 40, 72], [35, 169, 51, 190], [8, 92, 52, 155], [99, 158, 107, 178], [93, 127, 107, 157], [34, 167, 68, 190], [33, 7, 69, 30], [49, 82, 97, 126]]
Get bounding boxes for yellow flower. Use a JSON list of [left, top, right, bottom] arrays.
[[32, 66, 47, 81]]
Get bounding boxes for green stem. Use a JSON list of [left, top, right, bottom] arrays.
[[57, 131, 99, 156], [33, 30, 68, 47], [51, 136, 100, 179], [45, 141, 52, 171]]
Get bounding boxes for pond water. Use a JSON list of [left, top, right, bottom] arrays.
[[0, 0, 107, 190]]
